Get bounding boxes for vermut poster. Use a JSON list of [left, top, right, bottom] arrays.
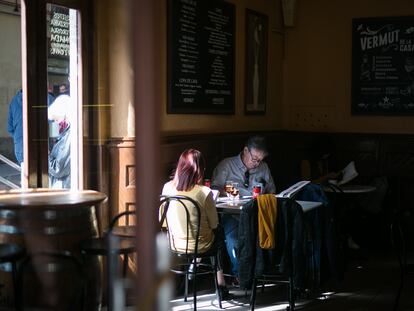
[[352, 17, 414, 115]]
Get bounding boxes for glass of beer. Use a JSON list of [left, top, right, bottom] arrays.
[[230, 182, 240, 202], [225, 180, 234, 199]]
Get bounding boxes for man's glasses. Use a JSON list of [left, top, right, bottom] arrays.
[[244, 171, 250, 188], [248, 148, 264, 164]]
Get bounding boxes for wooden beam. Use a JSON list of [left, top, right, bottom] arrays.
[[132, 0, 161, 309]]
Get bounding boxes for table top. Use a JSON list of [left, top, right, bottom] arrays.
[[215, 196, 322, 214], [0, 189, 107, 209], [323, 184, 376, 194], [215, 196, 252, 210]]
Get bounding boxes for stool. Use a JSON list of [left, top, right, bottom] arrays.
[[80, 236, 135, 277], [80, 210, 136, 277], [0, 243, 25, 310], [80, 211, 136, 311], [18, 251, 86, 310]]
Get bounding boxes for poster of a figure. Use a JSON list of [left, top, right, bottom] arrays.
[[352, 16, 414, 115], [245, 9, 268, 114]]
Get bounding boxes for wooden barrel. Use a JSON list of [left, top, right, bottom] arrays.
[[0, 190, 106, 310]]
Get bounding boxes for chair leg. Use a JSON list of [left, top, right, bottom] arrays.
[[211, 256, 222, 309], [250, 278, 257, 311], [193, 264, 197, 311], [184, 274, 189, 302], [122, 254, 129, 278], [288, 276, 295, 311], [12, 261, 20, 311], [391, 220, 405, 311], [393, 277, 403, 311]]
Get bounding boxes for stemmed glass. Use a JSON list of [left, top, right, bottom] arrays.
[[225, 181, 239, 203], [230, 182, 240, 202], [225, 180, 234, 199]]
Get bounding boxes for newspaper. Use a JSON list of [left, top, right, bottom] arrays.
[[276, 180, 310, 198], [329, 161, 358, 186], [211, 189, 220, 202]]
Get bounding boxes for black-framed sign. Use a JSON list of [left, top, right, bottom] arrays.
[[352, 17, 414, 115], [167, 0, 235, 114]]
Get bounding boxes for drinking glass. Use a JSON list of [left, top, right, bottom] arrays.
[[230, 182, 240, 202], [225, 180, 234, 199]]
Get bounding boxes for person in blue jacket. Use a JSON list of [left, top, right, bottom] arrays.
[[7, 89, 55, 165], [7, 90, 23, 164]]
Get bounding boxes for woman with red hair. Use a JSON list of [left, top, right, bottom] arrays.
[[162, 149, 229, 297]]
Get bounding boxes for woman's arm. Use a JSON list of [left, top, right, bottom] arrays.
[[205, 191, 219, 230]]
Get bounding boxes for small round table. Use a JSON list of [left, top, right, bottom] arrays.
[[0, 189, 107, 310], [323, 184, 376, 194], [323, 184, 377, 270]]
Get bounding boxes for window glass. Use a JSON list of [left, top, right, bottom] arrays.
[[47, 3, 82, 189]]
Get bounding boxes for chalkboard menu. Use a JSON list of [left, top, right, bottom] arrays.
[[167, 0, 235, 114], [352, 17, 414, 115]]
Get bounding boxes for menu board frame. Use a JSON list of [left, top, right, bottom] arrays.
[[352, 16, 414, 116], [167, 0, 235, 114]]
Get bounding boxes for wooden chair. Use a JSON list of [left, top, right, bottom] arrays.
[[159, 195, 223, 310]]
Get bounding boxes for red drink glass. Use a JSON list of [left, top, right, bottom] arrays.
[[204, 179, 211, 188], [253, 186, 261, 199]]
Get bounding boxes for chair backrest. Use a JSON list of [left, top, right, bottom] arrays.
[[159, 195, 202, 257], [108, 210, 136, 233], [266, 197, 300, 275], [279, 197, 305, 273], [391, 209, 414, 269], [19, 251, 86, 311], [324, 182, 344, 194], [238, 196, 305, 289]]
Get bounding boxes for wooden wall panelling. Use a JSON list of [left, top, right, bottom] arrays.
[[103, 131, 414, 260], [379, 136, 414, 212], [84, 143, 110, 234], [380, 136, 414, 178], [160, 139, 218, 182], [267, 132, 312, 190], [106, 131, 414, 216], [331, 134, 380, 181], [107, 138, 137, 276], [108, 138, 136, 227], [161, 133, 251, 181]]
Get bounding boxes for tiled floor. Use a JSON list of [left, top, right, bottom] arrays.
[[168, 249, 414, 311]]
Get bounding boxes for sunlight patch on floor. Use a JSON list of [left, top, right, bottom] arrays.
[[171, 292, 248, 310]]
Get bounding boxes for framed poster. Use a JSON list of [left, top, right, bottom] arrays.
[[352, 16, 414, 115], [244, 9, 268, 115], [167, 0, 235, 114]]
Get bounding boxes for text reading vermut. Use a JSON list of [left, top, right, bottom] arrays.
[[360, 30, 399, 51]]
